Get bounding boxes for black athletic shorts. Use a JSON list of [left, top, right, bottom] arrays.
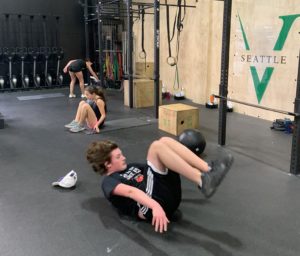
[[68, 59, 86, 73], [142, 161, 182, 219]]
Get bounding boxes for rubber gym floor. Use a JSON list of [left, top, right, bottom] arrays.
[[0, 87, 299, 256]]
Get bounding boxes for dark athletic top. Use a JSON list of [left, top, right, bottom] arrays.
[[102, 163, 181, 220], [68, 59, 86, 73], [88, 99, 106, 127]]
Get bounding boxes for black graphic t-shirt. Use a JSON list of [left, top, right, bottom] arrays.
[[102, 163, 148, 218]]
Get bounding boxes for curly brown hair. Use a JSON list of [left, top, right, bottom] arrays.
[[86, 140, 118, 175]]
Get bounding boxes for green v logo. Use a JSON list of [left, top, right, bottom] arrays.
[[238, 14, 300, 103]]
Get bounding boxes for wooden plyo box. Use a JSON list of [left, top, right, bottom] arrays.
[[124, 79, 162, 108], [135, 62, 154, 78], [159, 103, 199, 135]]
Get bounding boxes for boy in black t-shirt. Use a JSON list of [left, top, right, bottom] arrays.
[[86, 137, 233, 233]]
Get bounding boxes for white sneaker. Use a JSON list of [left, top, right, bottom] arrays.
[[69, 94, 76, 98], [64, 120, 79, 129], [70, 124, 85, 133], [81, 94, 86, 98]]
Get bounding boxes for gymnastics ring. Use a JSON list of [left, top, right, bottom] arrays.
[[167, 56, 177, 66], [139, 51, 147, 59]]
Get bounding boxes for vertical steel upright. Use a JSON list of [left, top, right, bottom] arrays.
[[127, 0, 134, 108], [290, 52, 300, 175], [84, 0, 90, 59], [154, 0, 160, 118], [84, 0, 90, 84], [97, 2, 104, 86], [218, 0, 232, 146]]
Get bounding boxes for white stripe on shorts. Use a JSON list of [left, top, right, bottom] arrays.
[[139, 167, 154, 215], [147, 160, 168, 175]]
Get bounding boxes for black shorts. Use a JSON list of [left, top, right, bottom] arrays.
[[143, 161, 182, 219], [68, 59, 86, 73], [68, 66, 82, 73]]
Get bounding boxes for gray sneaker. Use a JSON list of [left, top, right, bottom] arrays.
[[200, 153, 234, 198], [69, 124, 85, 133], [64, 120, 78, 129]]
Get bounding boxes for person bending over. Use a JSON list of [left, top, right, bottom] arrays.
[[86, 137, 233, 233], [63, 59, 99, 98], [65, 86, 106, 133]]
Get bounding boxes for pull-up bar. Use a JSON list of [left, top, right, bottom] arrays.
[[131, 2, 196, 8], [214, 94, 300, 117], [95, 1, 196, 17]]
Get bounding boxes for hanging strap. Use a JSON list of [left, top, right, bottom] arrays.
[[168, 0, 187, 90], [173, 64, 180, 91], [166, 3, 176, 66], [138, 7, 147, 71], [176, 0, 186, 34]]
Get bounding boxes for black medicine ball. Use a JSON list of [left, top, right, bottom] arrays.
[[178, 129, 206, 155]]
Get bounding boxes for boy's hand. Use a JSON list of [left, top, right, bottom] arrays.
[[152, 204, 169, 233]]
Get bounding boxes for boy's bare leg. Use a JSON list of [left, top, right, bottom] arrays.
[[147, 140, 203, 185], [159, 137, 210, 172], [147, 138, 234, 198]]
